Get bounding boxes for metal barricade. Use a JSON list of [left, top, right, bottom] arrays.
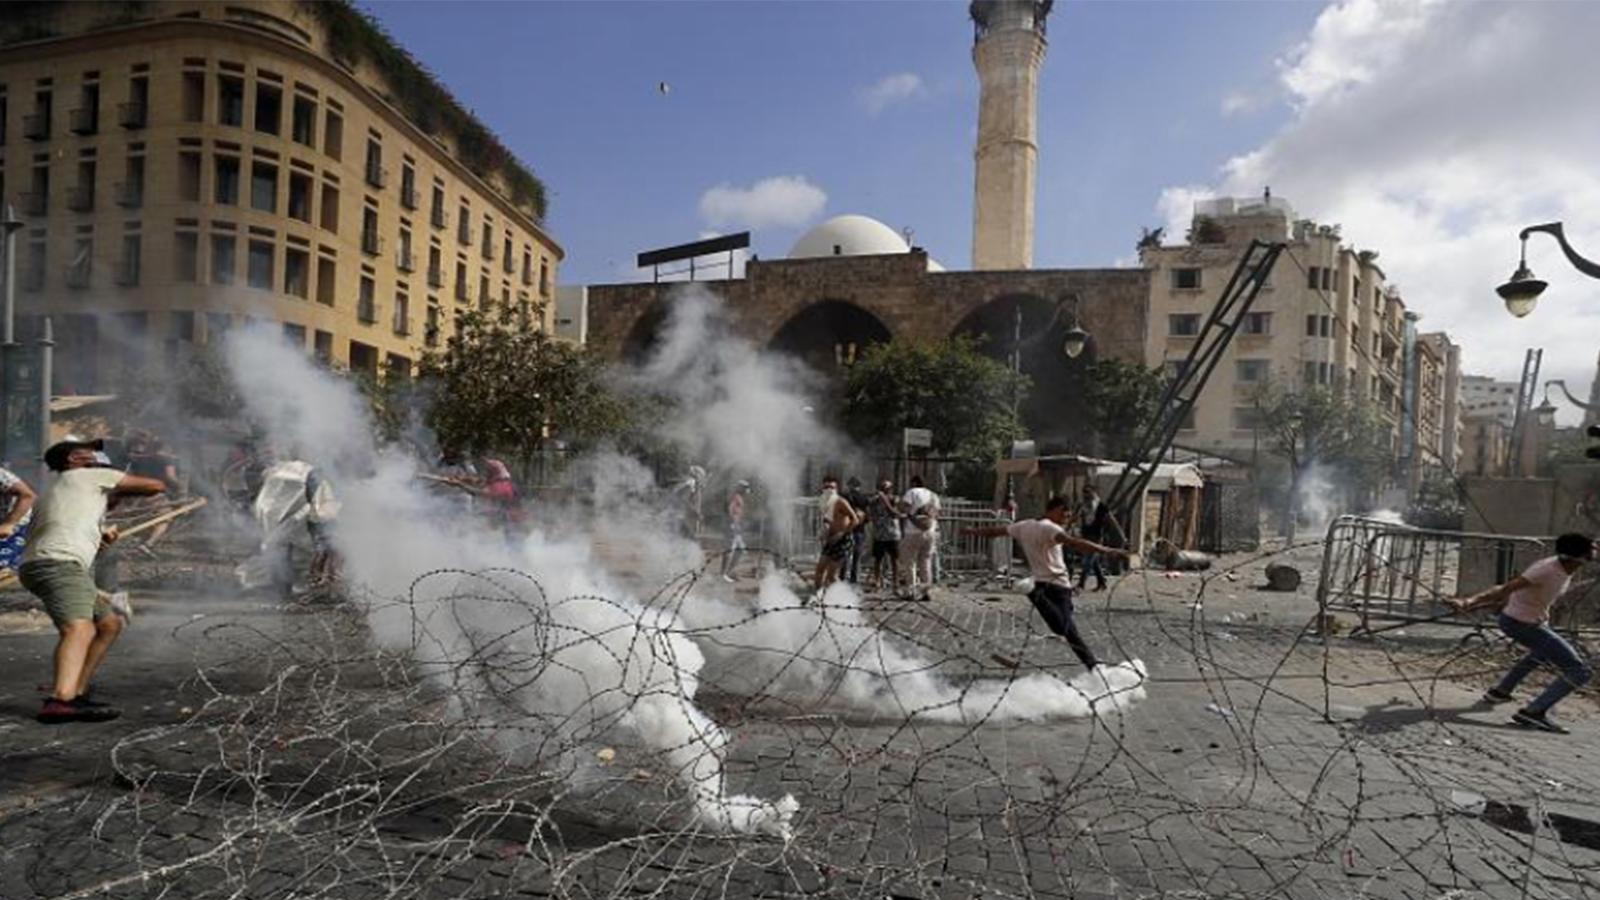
[[778, 497, 1011, 576], [1314, 515, 1552, 636]]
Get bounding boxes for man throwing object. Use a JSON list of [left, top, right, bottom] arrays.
[[21, 437, 166, 723]]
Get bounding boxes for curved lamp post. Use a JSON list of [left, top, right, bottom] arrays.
[[1498, 222, 1600, 317], [1060, 293, 1089, 359]]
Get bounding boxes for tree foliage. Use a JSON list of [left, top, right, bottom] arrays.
[[1252, 383, 1393, 527], [840, 337, 1029, 460], [1081, 359, 1166, 460], [417, 311, 630, 456]]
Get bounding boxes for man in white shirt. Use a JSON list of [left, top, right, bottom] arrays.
[[967, 496, 1132, 669], [20, 437, 166, 724], [900, 475, 940, 601], [1447, 532, 1594, 733]]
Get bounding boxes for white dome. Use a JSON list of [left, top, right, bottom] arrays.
[[789, 215, 910, 259]]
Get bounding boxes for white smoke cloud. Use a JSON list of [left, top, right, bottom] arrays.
[[1157, 0, 1600, 419], [858, 72, 924, 116], [698, 175, 827, 231]]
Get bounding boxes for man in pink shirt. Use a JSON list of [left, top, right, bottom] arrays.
[[1448, 533, 1594, 733]]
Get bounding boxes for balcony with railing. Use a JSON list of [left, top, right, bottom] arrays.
[[68, 107, 97, 135], [392, 309, 410, 336], [114, 256, 140, 286], [66, 185, 95, 212], [396, 248, 414, 272], [19, 192, 48, 216], [117, 101, 147, 129], [365, 165, 388, 189], [400, 184, 418, 210], [22, 112, 49, 140], [430, 207, 447, 229], [360, 230, 383, 257], [357, 297, 377, 324], [454, 280, 471, 304], [114, 181, 143, 208], [427, 266, 444, 289]]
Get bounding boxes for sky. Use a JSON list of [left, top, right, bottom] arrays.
[[368, 0, 1600, 421]]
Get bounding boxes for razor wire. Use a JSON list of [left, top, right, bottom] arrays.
[[0, 532, 1597, 899]]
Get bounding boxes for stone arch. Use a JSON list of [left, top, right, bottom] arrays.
[[768, 300, 893, 374], [951, 293, 1097, 449], [620, 302, 670, 365]]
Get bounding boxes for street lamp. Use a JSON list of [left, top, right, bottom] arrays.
[[1498, 222, 1600, 318], [1060, 293, 1089, 360]]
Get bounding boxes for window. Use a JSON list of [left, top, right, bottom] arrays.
[[1241, 312, 1271, 335], [431, 185, 446, 228], [1171, 267, 1202, 290], [215, 156, 241, 205], [357, 276, 376, 323], [1320, 316, 1332, 337], [1177, 406, 1197, 431], [25, 89, 51, 139], [254, 83, 281, 135], [428, 245, 443, 287], [287, 172, 312, 222], [69, 159, 95, 211], [323, 111, 343, 161], [206, 313, 232, 344], [1307, 266, 1321, 290], [1305, 314, 1319, 337], [1304, 362, 1319, 385], [218, 75, 244, 126], [392, 292, 409, 335], [0, 92, 8, 145], [1321, 268, 1332, 291], [182, 72, 205, 122], [1352, 277, 1362, 305], [178, 150, 201, 202], [502, 236, 513, 272], [521, 248, 532, 285], [364, 138, 384, 187], [1231, 407, 1261, 430], [313, 329, 333, 363], [71, 82, 99, 135], [24, 164, 49, 216], [291, 96, 316, 146], [1168, 314, 1200, 336], [320, 184, 339, 232], [117, 234, 141, 286], [23, 240, 45, 291], [250, 162, 277, 213], [539, 259, 550, 296], [174, 232, 198, 282], [397, 228, 413, 271], [400, 164, 416, 209], [1236, 359, 1269, 383], [455, 260, 469, 301], [283, 323, 306, 347], [479, 274, 490, 310], [457, 204, 471, 245], [118, 155, 145, 207], [247, 240, 274, 290], [285, 247, 309, 298], [361, 207, 380, 255], [481, 222, 493, 258], [1164, 360, 1188, 383], [316, 256, 336, 305], [211, 234, 236, 284], [425, 304, 441, 348]]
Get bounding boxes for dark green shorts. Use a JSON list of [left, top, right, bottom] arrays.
[[19, 559, 104, 628]]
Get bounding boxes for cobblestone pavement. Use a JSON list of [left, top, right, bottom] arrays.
[[1, 540, 1597, 899]]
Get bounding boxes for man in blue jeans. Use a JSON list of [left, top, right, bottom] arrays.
[[1448, 533, 1594, 734]]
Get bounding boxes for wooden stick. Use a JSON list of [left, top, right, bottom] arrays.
[[115, 497, 209, 540]]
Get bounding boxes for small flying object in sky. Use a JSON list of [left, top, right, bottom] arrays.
[[658, 81, 670, 96]]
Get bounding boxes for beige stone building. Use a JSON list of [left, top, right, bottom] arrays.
[[1460, 414, 1511, 477], [969, 0, 1049, 271], [1140, 195, 1412, 463], [0, 1, 561, 392], [1415, 331, 1463, 472]]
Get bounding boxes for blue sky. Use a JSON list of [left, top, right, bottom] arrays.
[[369, 1, 1600, 407], [368, 0, 1320, 278]]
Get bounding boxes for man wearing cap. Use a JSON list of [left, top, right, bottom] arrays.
[[21, 436, 166, 724]]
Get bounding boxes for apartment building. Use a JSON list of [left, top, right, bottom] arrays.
[[1140, 195, 1412, 462], [0, 1, 562, 392], [1459, 375, 1520, 428], [1415, 331, 1464, 472]]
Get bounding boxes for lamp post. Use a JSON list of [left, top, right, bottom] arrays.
[[1497, 222, 1600, 317]]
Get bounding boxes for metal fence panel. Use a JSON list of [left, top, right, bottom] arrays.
[[1314, 515, 1556, 635], [778, 497, 1010, 576]]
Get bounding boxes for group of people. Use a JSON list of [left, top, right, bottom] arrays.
[[808, 474, 942, 600]]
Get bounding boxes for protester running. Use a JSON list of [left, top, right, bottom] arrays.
[[967, 495, 1132, 670], [21, 437, 166, 723], [1446, 532, 1595, 734], [813, 475, 861, 593], [1076, 484, 1122, 592]]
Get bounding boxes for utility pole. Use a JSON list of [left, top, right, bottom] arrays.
[[2, 202, 25, 466]]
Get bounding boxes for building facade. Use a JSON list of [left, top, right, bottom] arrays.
[[1459, 375, 1519, 427], [969, 0, 1050, 271], [1416, 331, 1464, 472], [1140, 195, 1412, 462], [0, 1, 561, 391], [1460, 414, 1511, 477]]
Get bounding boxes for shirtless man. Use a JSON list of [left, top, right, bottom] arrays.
[[812, 475, 862, 593]]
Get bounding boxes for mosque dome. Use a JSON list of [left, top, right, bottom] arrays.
[[789, 215, 911, 259]]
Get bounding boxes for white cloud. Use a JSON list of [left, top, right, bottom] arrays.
[[858, 72, 924, 115], [698, 176, 827, 231], [1160, 0, 1600, 418], [1220, 90, 1266, 117]]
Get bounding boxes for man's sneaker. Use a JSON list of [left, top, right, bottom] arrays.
[[37, 699, 121, 724], [1512, 708, 1570, 734], [106, 591, 133, 624], [1482, 688, 1515, 705]]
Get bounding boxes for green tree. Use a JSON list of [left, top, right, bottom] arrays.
[[1081, 358, 1166, 460], [417, 310, 631, 456], [840, 337, 1029, 460], [1252, 383, 1392, 534]]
